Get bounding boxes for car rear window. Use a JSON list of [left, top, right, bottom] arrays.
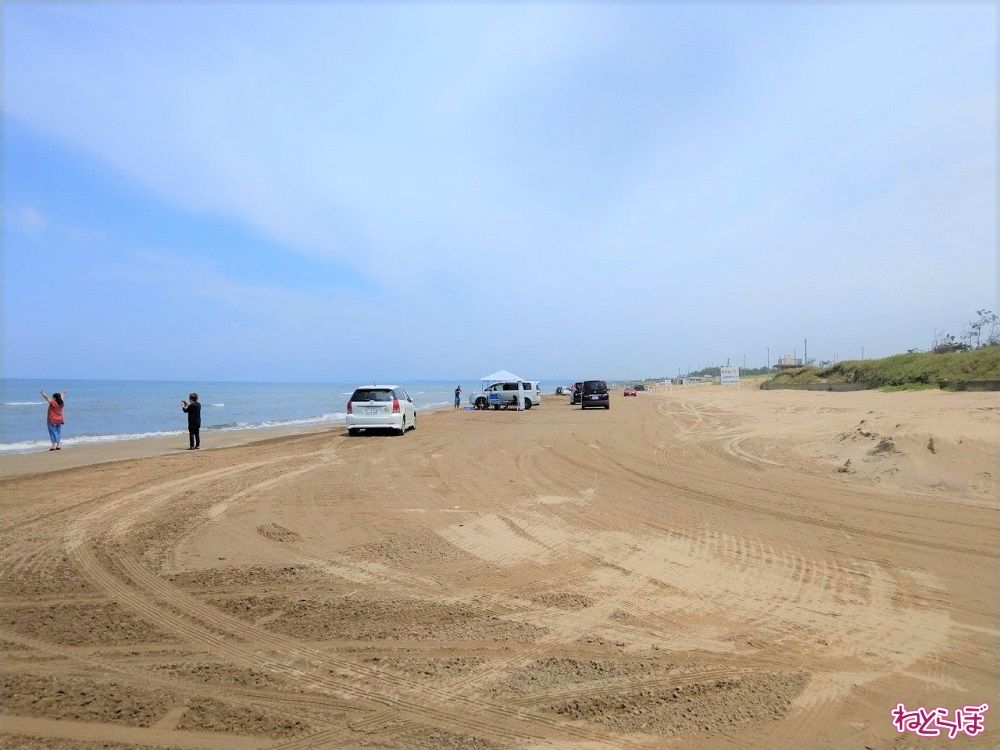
[[583, 381, 607, 394], [351, 389, 393, 402]]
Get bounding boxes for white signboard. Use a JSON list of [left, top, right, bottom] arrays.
[[720, 366, 740, 384]]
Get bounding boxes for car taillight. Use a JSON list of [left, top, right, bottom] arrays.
[[347, 401, 352, 414], [392, 399, 400, 413]]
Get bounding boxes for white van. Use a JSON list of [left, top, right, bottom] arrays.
[[469, 381, 542, 410]]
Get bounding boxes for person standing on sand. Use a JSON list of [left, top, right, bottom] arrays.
[[40, 389, 66, 451], [181, 393, 201, 450], [454, 385, 462, 409]]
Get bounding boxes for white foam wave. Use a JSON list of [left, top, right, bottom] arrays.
[[203, 412, 349, 432], [0, 412, 349, 454], [3, 401, 43, 407], [1, 429, 185, 454], [253, 412, 347, 429], [210, 403, 225, 407], [419, 400, 450, 410]]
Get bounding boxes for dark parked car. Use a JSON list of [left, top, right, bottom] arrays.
[[570, 382, 583, 404], [581, 380, 610, 409]]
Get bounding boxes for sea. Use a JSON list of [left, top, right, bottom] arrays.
[[0, 379, 497, 454]]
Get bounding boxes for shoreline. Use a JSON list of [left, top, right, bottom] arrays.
[[0, 403, 458, 479]]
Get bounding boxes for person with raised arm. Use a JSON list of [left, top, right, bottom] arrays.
[[40, 389, 66, 451]]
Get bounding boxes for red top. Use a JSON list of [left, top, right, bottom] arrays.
[[47, 399, 64, 425]]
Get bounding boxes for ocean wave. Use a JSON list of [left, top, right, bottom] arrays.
[[0, 411, 350, 454], [3, 401, 43, 407], [419, 400, 450, 410], [202, 421, 246, 431], [200, 412, 347, 432], [0, 429, 186, 453], [254, 412, 347, 429], [210, 403, 225, 407]]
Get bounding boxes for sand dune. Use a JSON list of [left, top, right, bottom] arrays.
[[2, 385, 997, 749]]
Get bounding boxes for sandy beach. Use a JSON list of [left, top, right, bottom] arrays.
[[1, 384, 997, 749]]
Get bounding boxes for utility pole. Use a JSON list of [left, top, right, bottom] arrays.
[[861, 346, 864, 360], [766, 347, 770, 368], [742, 354, 746, 369], [804, 338, 808, 365]]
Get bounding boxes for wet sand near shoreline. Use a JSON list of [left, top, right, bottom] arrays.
[[0, 422, 341, 479], [2, 385, 997, 749]]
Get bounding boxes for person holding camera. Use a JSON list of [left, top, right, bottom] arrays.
[[181, 393, 201, 450]]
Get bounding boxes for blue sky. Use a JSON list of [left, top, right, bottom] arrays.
[[3, 3, 996, 381]]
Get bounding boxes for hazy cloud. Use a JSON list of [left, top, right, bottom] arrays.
[[9, 207, 48, 237], [3, 4, 995, 379]]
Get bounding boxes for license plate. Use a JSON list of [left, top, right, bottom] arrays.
[[589, 395, 600, 399], [365, 407, 380, 414]]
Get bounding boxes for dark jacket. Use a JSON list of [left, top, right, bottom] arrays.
[[183, 401, 202, 429]]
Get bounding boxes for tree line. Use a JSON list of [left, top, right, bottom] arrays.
[[932, 309, 998, 354]]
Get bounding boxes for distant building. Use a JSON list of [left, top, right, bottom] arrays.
[[776, 354, 804, 369]]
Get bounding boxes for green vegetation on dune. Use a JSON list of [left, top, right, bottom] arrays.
[[765, 347, 1000, 389]]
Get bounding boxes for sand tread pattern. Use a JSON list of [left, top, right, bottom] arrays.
[[2, 387, 997, 749]]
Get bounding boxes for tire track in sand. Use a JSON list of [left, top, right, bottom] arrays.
[[61, 450, 624, 748]]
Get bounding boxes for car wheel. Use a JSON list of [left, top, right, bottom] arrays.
[[493, 404, 500, 410], [605, 405, 610, 409], [398, 417, 406, 436], [475, 397, 486, 409], [348, 428, 359, 437], [524, 399, 532, 410], [411, 416, 417, 431]]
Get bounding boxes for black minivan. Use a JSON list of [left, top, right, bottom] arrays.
[[580, 380, 610, 409]]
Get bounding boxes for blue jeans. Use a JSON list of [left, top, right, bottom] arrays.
[[47, 422, 62, 445]]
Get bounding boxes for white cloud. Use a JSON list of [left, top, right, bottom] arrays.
[[9, 206, 48, 237], [6, 204, 109, 248], [4, 4, 995, 376]]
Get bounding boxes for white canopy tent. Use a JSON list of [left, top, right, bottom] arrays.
[[479, 369, 527, 410], [480, 369, 524, 384]]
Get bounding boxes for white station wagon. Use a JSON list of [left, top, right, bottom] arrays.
[[346, 385, 416, 436]]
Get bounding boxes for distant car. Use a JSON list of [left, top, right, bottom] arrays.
[[634, 384, 647, 391], [346, 385, 416, 435], [570, 382, 583, 404], [623, 386, 637, 397], [581, 380, 610, 409], [469, 381, 541, 410]]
